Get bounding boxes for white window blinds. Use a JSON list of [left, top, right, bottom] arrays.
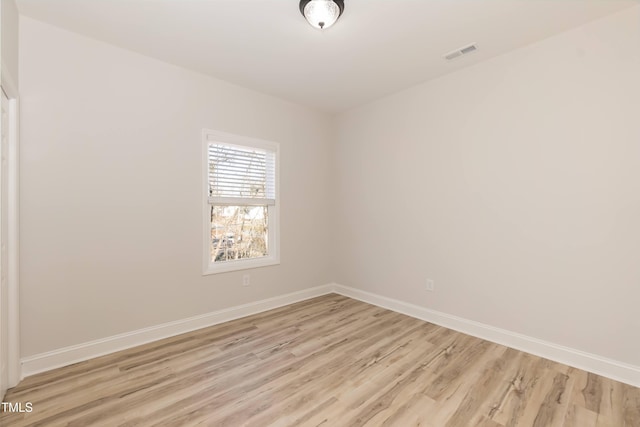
[[208, 142, 276, 205]]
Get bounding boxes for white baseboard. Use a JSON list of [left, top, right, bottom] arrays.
[[21, 284, 334, 378], [331, 283, 640, 388], [20, 283, 640, 388]]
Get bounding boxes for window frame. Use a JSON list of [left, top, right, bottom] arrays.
[[202, 129, 280, 275]]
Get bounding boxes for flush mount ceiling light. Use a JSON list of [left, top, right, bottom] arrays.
[[299, 0, 345, 30]]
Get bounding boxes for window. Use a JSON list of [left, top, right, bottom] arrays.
[[203, 129, 280, 274]]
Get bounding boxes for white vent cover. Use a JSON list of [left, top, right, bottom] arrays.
[[443, 43, 478, 61]]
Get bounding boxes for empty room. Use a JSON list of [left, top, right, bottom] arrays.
[[1, 0, 639, 425]]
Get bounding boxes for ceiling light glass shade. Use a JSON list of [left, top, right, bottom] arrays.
[[300, 0, 344, 30]]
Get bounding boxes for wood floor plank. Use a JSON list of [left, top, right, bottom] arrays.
[[531, 371, 573, 427], [443, 347, 521, 426], [1, 294, 637, 426], [563, 404, 598, 427], [623, 384, 640, 427]]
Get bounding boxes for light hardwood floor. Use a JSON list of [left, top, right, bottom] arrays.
[[1, 294, 639, 426]]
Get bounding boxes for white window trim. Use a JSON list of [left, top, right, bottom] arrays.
[[202, 129, 280, 275]]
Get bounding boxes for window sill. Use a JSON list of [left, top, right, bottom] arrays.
[[202, 255, 280, 275]]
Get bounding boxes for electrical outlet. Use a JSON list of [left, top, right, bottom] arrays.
[[242, 274, 250, 286], [426, 279, 435, 292]]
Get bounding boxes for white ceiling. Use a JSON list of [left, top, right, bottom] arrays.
[[17, 0, 638, 113]]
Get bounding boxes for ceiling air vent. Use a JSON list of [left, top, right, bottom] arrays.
[[443, 43, 478, 61]]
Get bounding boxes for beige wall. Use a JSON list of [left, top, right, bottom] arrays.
[[1, 0, 19, 85], [333, 6, 640, 367], [19, 17, 333, 357]]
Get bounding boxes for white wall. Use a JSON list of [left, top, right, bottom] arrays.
[[334, 6, 640, 367], [1, 0, 19, 85], [18, 4, 640, 375], [19, 17, 333, 357]]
